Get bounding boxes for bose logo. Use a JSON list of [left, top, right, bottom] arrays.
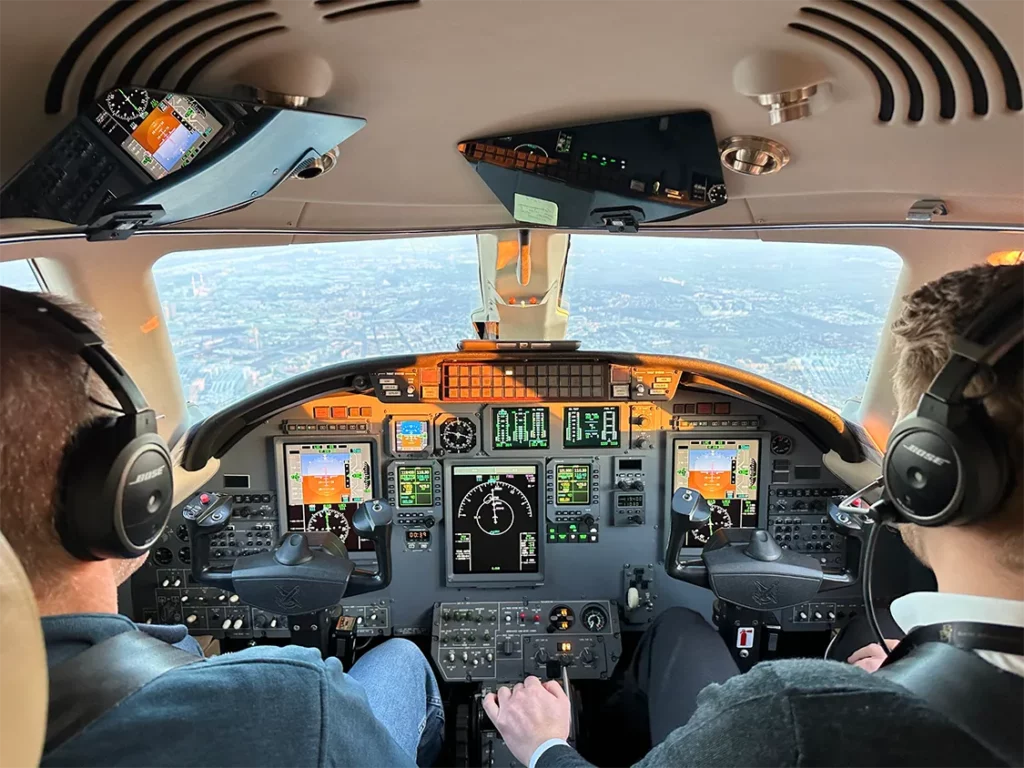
[[128, 466, 165, 485], [903, 443, 951, 466]]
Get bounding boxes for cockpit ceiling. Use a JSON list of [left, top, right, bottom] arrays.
[[1, 0, 1022, 231]]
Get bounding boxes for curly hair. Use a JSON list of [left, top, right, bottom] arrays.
[[891, 263, 1023, 571], [0, 290, 110, 594]]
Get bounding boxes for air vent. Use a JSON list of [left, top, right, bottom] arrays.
[[315, 0, 419, 23], [45, 0, 286, 115], [788, 0, 1022, 123]]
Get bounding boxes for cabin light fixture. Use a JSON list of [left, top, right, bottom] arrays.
[[718, 136, 791, 176], [291, 147, 341, 180]]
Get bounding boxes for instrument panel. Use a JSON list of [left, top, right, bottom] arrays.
[[131, 357, 857, 642]]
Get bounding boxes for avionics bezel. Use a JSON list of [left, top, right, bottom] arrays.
[[660, 431, 769, 557], [272, 436, 380, 559], [443, 459, 546, 587]]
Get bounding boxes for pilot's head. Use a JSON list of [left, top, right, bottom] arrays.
[[890, 263, 1023, 585], [0, 292, 146, 611]]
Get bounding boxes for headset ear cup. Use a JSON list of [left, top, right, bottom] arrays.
[[58, 419, 122, 560], [58, 418, 173, 560], [884, 411, 1007, 527]]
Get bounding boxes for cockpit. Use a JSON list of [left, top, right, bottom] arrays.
[[0, 1, 1021, 766]]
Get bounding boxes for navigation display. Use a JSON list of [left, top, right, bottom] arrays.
[[555, 464, 591, 506], [283, 442, 375, 551], [397, 465, 433, 507], [672, 438, 760, 547], [92, 88, 223, 180], [493, 407, 549, 450], [564, 406, 620, 448], [450, 465, 540, 574]]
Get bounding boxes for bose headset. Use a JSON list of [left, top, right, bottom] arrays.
[[881, 268, 1023, 528], [837, 266, 1024, 655], [0, 287, 173, 561]]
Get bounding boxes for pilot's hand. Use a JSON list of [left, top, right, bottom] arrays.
[[848, 639, 899, 672], [482, 676, 570, 765]]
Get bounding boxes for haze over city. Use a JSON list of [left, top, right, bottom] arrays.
[[150, 235, 901, 415]]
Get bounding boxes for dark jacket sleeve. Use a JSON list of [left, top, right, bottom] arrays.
[[535, 744, 596, 768], [634, 681, 798, 767]]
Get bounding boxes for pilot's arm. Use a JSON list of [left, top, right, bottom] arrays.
[[484, 667, 815, 768]]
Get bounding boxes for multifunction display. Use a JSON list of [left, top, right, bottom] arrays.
[[397, 465, 434, 507], [672, 438, 760, 546], [555, 464, 591, 505], [93, 89, 223, 180], [283, 442, 375, 551], [564, 406, 620, 448], [493, 407, 549, 450], [450, 466, 540, 574]]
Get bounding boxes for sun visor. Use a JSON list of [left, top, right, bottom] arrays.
[[458, 111, 726, 232], [0, 87, 365, 240]]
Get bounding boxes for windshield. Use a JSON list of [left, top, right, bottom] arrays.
[[0, 259, 41, 291], [153, 234, 901, 416], [152, 236, 479, 414], [564, 236, 901, 410]]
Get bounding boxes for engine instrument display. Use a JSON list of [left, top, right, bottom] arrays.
[[555, 464, 591, 506], [564, 406, 620, 448], [397, 465, 434, 507], [672, 438, 760, 546], [493, 407, 549, 450], [93, 89, 223, 180], [283, 442, 375, 551], [450, 465, 540, 575]]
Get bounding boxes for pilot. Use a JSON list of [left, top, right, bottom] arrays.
[[0, 287, 443, 767], [484, 264, 1023, 768]]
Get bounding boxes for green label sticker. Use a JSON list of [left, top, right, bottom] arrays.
[[513, 193, 558, 226]]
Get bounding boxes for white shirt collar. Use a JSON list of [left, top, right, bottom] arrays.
[[891, 592, 1024, 634]]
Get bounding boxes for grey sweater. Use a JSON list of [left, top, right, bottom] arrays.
[[539, 659, 1008, 767]]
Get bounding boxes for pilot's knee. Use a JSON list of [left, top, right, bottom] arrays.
[[375, 637, 429, 666], [652, 607, 709, 637]]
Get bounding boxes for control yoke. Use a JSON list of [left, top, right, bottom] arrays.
[[184, 494, 394, 614], [666, 487, 855, 611]]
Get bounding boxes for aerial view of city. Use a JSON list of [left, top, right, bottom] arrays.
[[148, 234, 902, 416]]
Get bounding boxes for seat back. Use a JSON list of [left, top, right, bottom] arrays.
[[0, 531, 46, 768]]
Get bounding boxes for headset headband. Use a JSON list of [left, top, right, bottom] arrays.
[[0, 287, 147, 416], [924, 274, 1024, 406]]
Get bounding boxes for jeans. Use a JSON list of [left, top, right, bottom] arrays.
[[348, 639, 445, 766]]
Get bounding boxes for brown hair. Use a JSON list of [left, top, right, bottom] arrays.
[[0, 291, 108, 590], [891, 263, 1023, 571]]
